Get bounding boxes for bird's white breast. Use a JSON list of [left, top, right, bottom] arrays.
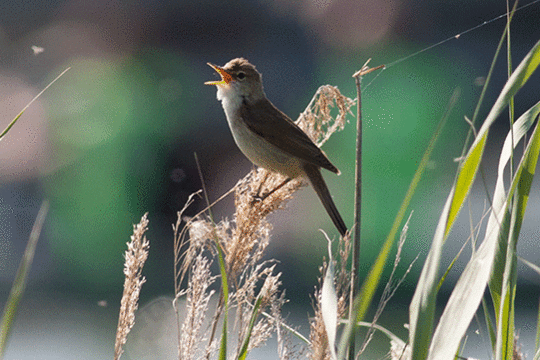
[[215, 86, 302, 178]]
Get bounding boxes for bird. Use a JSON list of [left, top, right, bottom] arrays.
[[205, 58, 347, 236]]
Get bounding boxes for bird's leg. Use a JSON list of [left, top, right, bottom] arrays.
[[252, 176, 292, 204]]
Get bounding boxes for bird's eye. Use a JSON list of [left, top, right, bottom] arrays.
[[237, 72, 246, 80]]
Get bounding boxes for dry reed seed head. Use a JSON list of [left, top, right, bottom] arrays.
[[231, 265, 285, 358], [188, 219, 216, 248], [307, 285, 326, 359], [308, 302, 331, 360], [226, 222, 270, 279], [272, 292, 303, 360], [237, 264, 280, 310], [187, 219, 232, 263], [225, 172, 281, 278], [260, 271, 281, 304], [246, 319, 274, 353], [187, 253, 215, 300], [297, 85, 354, 147], [334, 235, 351, 317], [233, 170, 304, 254], [180, 253, 216, 360], [179, 218, 220, 282], [124, 222, 150, 271], [234, 262, 275, 311], [236, 169, 302, 214], [115, 213, 150, 360]]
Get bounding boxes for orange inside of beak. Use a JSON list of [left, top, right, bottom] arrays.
[[204, 63, 233, 86]]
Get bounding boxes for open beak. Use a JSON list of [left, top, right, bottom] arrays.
[[204, 63, 233, 86]]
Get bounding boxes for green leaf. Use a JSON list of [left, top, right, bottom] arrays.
[[482, 297, 497, 350], [237, 295, 263, 360], [409, 190, 454, 360], [472, 40, 540, 150], [409, 40, 540, 360], [0, 201, 49, 357], [489, 100, 540, 316], [0, 68, 70, 141], [216, 240, 228, 360], [445, 133, 487, 236], [428, 109, 540, 360], [494, 194, 517, 360]]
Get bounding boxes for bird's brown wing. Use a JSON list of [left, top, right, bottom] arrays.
[[240, 98, 340, 174]]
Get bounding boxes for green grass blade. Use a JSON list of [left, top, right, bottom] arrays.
[[0, 201, 49, 357], [215, 240, 228, 360], [499, 101, 540, 182], [482, 297, 497, 350], [489, 100, 540, 317], [0, 112, 24, 142], [466, 39, 540, 161], [510, 115, 540, 233], [445, 132, 487, 236], [428, 110, 540, 360], [494, 193, 518, 360], [409, 40, 540, 360], [0, 68, 70, 141], [409, 190, 455, 360], [408, 121, 485, 360], [446, 40, 540, 237], [237, 295, 263, 360], [494, 106, 540, 359], [196, 151, 229, 360]]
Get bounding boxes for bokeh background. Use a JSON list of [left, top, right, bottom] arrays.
[[1, 0, 540, 358]]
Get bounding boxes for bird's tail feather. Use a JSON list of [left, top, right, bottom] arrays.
[[303, 163, 347, 236]]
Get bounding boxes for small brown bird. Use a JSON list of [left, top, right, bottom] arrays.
[[205, 58, 347, 236]]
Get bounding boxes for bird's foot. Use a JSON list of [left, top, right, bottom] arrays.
[[250, 192, 267, 205]]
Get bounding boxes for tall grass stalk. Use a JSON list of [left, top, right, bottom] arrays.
[[114, 214, 150, 360]]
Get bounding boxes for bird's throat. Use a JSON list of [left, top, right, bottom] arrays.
[[215, 86, 245, 131]]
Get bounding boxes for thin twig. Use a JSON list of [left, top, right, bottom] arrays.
[[348, 59, 368, 360], [348, 59, 385, 360]]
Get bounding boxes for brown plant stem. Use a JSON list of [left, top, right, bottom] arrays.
[[349, 61, 385, 359]]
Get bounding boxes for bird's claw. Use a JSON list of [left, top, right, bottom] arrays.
[[250, 193, 265, 205]]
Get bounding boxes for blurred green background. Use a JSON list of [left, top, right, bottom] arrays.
[[1, 0, 539, 358]]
